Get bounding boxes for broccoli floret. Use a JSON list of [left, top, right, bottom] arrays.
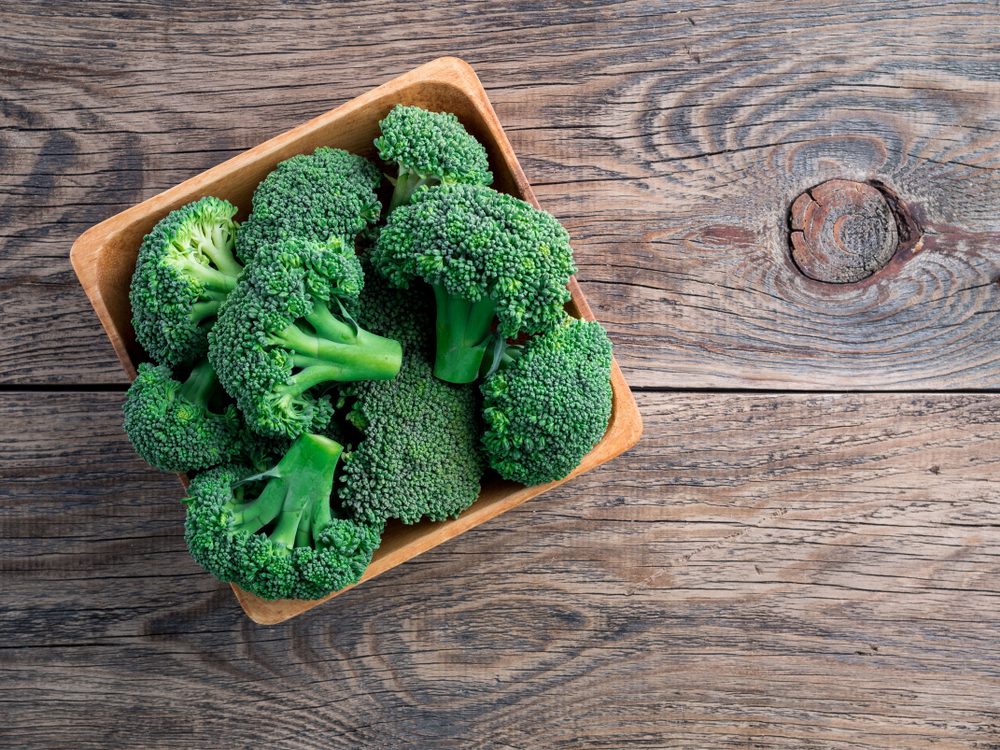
[[183, 433, 383, 600], [123, 359, 242, 473], [480, 318, 613, 485], [235, 147, 381, 263], [337, 273, 484, 525], [374, 104, 493, 212], [235, 428, 291, 474], [209, 236, 402, 439], [355, 257, 435, 354], [371, 184, 577, 383], [129, 197, 242, 367], [123, 358, 285, 474]]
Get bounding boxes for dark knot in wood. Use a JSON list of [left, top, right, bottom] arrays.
[[788, 180, 901, 283]]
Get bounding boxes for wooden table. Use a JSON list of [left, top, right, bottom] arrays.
[[3, 2, 998, 747]]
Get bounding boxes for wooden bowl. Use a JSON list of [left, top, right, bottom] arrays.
[[70, 57, 644, 624]]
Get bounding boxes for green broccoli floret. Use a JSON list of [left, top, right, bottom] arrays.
[[123, 359, 286, 474], [371, 184, 577, 384], [236, 427, 291, 474], [123, 359, 242, 473], [183, 433, 382, 600], [354, 257, 435, 354], [209, 236, 402, 439], [337, 273, 484, 525], [129, 197, 242, 367], [374, 104, 493, 212], [480, 318, 613, 485], [235, 147, 381, 263]]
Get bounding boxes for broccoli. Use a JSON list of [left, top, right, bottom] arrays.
[[374, 104, 493, 212], [371, 184, 577, 384], [119, 113, 618, 605], [129, 197, 242, 367], [337, 271, 484, 525], [123, 359, 242, 473], [183, 433, 382, 600], [235, 147, 381, 263], [236, 427, 292, 474], [209, 236, 402, 439], [353, 257, 435, 355], [480, 317, 613, 485]]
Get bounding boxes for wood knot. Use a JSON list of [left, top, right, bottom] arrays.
[[789, 180, 902, 283]]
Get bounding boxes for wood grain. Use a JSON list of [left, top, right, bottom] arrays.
[[1, 391, 998, 748], [2, 1, 999, 386], [789, 180, 900, 283], [3, 3, 999, 747]]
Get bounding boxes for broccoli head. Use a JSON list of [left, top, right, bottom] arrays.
[[236, 147, 381, 263], [129, 196, 242, 367], [209, 236, 402, 439], [337, 272, 484, 525], [123, 359, 242, 473], [480, 317, 613, 485], [183, 433, 382, 600], [374, 104, 493, 212], [371, 184, 577, 383]]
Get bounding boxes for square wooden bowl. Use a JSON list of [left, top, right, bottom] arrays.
[[70, 57, 643, 624]]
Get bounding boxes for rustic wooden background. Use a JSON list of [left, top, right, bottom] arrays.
[[2, 1, 998, 748]]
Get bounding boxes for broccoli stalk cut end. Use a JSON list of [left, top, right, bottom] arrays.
[[431, 283, 497, 384], [232, 433, 344, 554]]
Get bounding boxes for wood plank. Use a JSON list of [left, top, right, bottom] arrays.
[[2, 1, 999, 386], [1, 391, 997, 748]]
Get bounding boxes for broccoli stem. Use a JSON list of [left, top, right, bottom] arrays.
[[190, 301, 222, 326], [228, 434, 342, 545], [310, 491, 334, 544], [230, 479, 287, 534], [270, 505, 308, 553], [294, 512, 312, 548], [388, 168, 437, 213], [268, 313, 402, 387], [262, 434, 343, 552], [193, 223, 243, 278], [169, 254, 240, 294], [285, 364, 371, 392], [177, 359, 218, 406], [304, 300, 356, 344], [431, 283, 497, 383]]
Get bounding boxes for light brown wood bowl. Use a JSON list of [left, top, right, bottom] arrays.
[[70, 57, 643, 624]]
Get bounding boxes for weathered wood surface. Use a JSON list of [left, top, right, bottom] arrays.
[[2, 0, 999, 386], [1, 392, 998, 749], [3, 2, 999, 748]]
